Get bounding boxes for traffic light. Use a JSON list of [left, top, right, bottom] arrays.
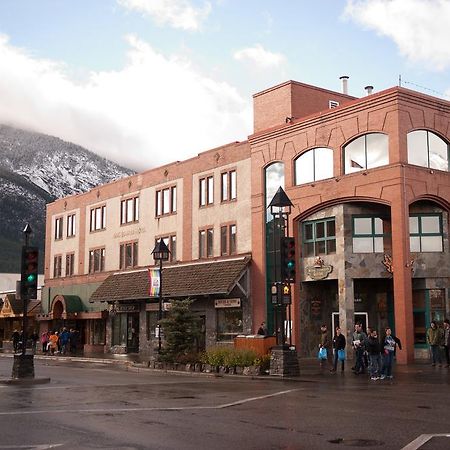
[[20, 246, 39, 300], [280, 237, 296, 283]]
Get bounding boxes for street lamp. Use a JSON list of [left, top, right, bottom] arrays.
[[268, 187, 293, 347], [151, 239, 170, 353]]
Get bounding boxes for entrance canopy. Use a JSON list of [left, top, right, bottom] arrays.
[[90, 256, 251, 303]]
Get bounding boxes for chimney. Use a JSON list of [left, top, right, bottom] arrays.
[[365, 85, 374, 95], [339, 75, 349, 95]]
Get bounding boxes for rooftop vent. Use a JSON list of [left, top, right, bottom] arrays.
[[339, 75, 349, 95]]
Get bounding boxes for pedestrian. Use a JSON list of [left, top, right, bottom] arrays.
[[426, 321, 443, 367], [443, 319, 450, 368], [11, 329, 20, 353], [41, 331, 49, 353], [48, 331, 59, 355], [319, 324, 333, 371], [331, 326, 346, 373], [257, 322, 267, 336], [59, 328, 70, 355], [367, 329, 381, 380], [30, 330, 39, 354], [380, 327, 398, 379], [69, 329, 79, 355], [352, 323, 367, 375]]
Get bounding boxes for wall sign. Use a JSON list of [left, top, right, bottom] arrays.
[[214, 298, 241, 308], [306, 257, 333, 280], [114, 304, 140, 313]]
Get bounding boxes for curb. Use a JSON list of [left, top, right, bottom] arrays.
[[0, 377, 51, 385]]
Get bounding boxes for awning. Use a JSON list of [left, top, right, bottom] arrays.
[[90, 256, 251, 303]]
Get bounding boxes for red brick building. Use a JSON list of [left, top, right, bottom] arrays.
[[42, 79, 450, 363]]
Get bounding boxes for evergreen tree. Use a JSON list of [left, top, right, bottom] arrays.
[[159, 299, 201, 362]]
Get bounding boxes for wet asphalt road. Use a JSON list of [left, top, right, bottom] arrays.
[[0, 356, 449, 450]]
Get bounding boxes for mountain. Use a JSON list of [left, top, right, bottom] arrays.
[[0, 124, 135, 273]]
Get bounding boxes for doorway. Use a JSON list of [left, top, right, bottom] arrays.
[[332, 312, 368, 334]]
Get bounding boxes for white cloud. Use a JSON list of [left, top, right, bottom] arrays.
[[117, 0, 211, 30], [0, 34, 251, 171], [344, 0, 450, 70], [234, 44, 286, 69]]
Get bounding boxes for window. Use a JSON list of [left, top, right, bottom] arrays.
[[216, 308, 243, 341], [90, 205, 106, 231], [407, 130, 449, 171], [156, 186, 177, 216], [65, 253, 75, 277], [199, 176, 214, 206], [303, 218, 336, 257], [54, 217, 63, 240], [146, 311, 159, 340], [121, 197, 139, 224], [329, 100, 339, 109], [119, 241, 138, 269], [199, 228, 213, 258], [156, 235, 177, 262], [221, 224, 237, 255], [344, 133, 389, 174], [88, 248, 105, 273], [53, 255, 62, 278], [88, 320, 105, 345], [352, 216, 391, 253], [221, 170, 237, 202], [112, 314, 127, 346], [295, 148, 334, 185], [410, 214, 443, 252], [66, 214, 76, 237]]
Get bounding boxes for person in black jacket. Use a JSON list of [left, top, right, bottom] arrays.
[[331, 326, 346, 372], [367, 329, 381, 380]]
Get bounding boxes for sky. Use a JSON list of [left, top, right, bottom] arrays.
[[0, 0, 449, 171]]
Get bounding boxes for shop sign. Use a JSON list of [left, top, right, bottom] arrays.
[[311, 299, 321, 317], [115, 304, 139, 313], [306, 262, 333, 280], [214, 298, 241, 308]]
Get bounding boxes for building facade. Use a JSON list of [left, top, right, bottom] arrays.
[[43, 79, 450, 363]]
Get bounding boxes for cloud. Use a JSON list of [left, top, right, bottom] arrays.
[[117, 0, 211, 30], [344, 0, 450, 71], [0, 34, 251, 171], [234, 44, 286, 69]]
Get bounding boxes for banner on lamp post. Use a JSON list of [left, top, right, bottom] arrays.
[[148, 269, 160, 297]]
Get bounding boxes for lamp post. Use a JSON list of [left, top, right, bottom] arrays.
[[268, 187, 293, 347], [151, 239, 170, 353]]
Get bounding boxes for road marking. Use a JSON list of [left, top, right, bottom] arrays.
[[0, 388, 299, 416], [401, 433, 450, 450], [0, 445, 63, 449]]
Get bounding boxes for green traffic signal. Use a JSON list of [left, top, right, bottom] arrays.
[[26, 273, 37, 283]]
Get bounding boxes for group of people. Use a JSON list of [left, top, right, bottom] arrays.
[[11, 329, 39, 353], [319, 323, 402, 380], [426, 319, 450, 367], [40, 328, 80, 355]]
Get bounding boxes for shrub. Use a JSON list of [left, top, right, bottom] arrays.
[[201, 347, 259, 368]]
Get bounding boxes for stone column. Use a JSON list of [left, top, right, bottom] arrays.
[[338, 277, 354, 359]]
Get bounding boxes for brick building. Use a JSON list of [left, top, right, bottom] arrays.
[[42, 79, 450, 363]]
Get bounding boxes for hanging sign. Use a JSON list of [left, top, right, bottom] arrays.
[[148, 269, 160, 297]]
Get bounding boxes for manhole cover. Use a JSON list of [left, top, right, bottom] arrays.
[[328, 438, 384, 447]]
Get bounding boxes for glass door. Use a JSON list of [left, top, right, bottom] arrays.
[[413, 289, 445, 347], [127, 313, 139, 353]]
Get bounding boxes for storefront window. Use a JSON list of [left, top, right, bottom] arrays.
[[146, 311, 158, 340], [112, 314, 127, 346], [216, 308, 243, 341], [88, 320, 105, 345]]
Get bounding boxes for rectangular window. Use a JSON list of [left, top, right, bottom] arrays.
[[199, 176, 214, 206], [121, 197, 139, 224], [302, 218, 336, 257], [112, 314, 127, 346], [156, 235, 177, 262], [409, 214, 443, 252], [146, 311, 159, 340], [66, 214, 76, 237], [352, 216, 391, 253], [221, 170, 237, 202], [54, 217, 63, 240], [88, 248, 105, 274], [156, 186, 177, 217], [199, 228, 213, 258], [65, 253, 75, 277], [220, 224, 237, 255], [53, 255, 62, 278], [119, 241, 138, 269], [90, 205, 106, 231], [216, 308, 243, 341]]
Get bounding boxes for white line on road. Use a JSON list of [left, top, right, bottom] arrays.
[[0, 388, 299, 416], [0, 445, 63, 449], [401, 433, 450, 450]]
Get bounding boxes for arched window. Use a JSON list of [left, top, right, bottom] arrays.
[[344, 133, 389, 174], [265, 162, 284, 222], [295, 147, 333, 185], [407, 130, 449, 171]]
